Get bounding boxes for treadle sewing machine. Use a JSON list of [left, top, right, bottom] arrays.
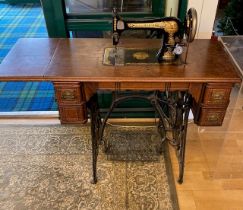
[[103, 7, 198, 65], [96, 7, 199, 184], [0, 7, 241, 185]]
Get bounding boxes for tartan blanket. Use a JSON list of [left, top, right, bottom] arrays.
[[0, 3, 57, 111]]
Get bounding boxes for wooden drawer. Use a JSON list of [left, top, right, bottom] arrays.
[[198, 108, 226, 126], [59, 104, 87, 124], [97, 82, 190, 91], [203, 86, 231, 105], [54, 83, 85, 104]]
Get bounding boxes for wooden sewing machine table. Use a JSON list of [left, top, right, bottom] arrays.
[[0, 38, 241, 183]]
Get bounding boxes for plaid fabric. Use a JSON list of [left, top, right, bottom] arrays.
[[0, 81, 57, 111], [0, 3, 57, 111]]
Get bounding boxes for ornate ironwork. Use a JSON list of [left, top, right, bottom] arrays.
[[87, 90, 192, 184]]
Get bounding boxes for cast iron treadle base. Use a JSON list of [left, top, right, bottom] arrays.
[[87, 90, 192, 184]]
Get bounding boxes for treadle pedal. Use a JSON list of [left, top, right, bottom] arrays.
[[104, 128, 164, 161]]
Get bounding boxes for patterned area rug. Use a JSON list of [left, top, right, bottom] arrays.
[[0, 125, 179, 210]]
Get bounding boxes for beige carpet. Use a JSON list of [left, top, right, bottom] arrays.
[[0, 124, 178, 210]]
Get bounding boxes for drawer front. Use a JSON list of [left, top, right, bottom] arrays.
[[54, 82, 88, 124], [55, 87, 82, 104], [97, 82, 190, 91], [198, 108, 226, 126], [203, 87, 231, 105], [59, 105, 87, 124]]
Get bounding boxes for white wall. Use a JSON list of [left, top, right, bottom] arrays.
[[165, 0, 179, 17], [188, 0, 219, 39]]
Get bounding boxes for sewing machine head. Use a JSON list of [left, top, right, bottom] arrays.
[[110, 7, 197, 64]]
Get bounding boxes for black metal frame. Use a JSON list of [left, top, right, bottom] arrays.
[[87, 90, 192, 184]]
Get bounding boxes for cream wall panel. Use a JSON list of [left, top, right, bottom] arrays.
[[188, 0, 219, 39], [165, 0, 179, 17]]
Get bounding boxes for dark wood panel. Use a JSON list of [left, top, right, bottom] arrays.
[[54, 82, 88, 123], [58, 105, 87, 124], [54, 82, 85, 104], [203, 83, 232, 105], [96, 82, 189, 91], [197, 108, 227, 126]]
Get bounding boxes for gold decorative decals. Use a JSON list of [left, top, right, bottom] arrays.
[[162, 51, 175, 61], [113, 17, 117, 31], [61, 90, 76, 100], [207, 113, 220, 122], [127, 21, 178, 33], [127, 21, 178, 46], [133, 52, 149, 60]]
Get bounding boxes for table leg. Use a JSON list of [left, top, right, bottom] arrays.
[[87, 94, 101, 184], [152, 91, 192, 184], [175, 93, 191, 184]]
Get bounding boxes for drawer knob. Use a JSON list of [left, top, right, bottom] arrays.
[[212, 92, 224, 101], [61, 90, 76, 100], [207, 114, 219, 122]]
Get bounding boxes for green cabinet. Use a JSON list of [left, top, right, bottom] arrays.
[[41, 0, 188, 37], [4, 0, 39, 3]]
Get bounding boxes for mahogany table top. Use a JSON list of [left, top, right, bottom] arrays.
[[0, 38, 241, 84]]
